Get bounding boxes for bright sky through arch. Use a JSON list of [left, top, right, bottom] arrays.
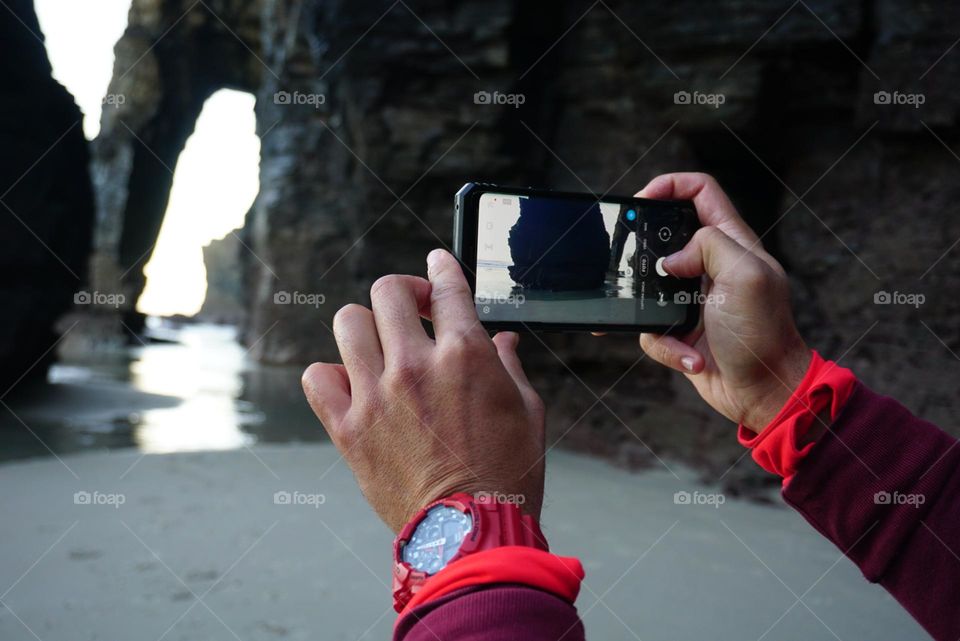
[[34, 1, 261, 317]]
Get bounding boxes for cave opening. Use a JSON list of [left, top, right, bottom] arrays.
[[135, 88, 260, 322]]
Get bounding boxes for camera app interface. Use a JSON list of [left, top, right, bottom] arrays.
[[475, 192, 699, 326]]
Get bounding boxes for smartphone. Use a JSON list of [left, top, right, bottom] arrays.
[[453, 182, 701, 333]]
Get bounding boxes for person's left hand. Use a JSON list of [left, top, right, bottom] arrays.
[[301, 249, 546, 533]]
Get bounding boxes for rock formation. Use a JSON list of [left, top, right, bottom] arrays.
[[88, 0, 262, 336], [508, 197, 609, 290], [11, 0, 960, 491], [0, 0, 95, 393], [197, 228, 246, 324]]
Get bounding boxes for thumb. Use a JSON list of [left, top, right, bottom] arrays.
[[302, 363, 352, 433], [662, 225, 757, 282]]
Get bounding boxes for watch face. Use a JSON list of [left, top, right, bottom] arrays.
[[401, 505, 473, 575]]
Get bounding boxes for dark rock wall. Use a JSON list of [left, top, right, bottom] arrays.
[[246, 0, 534, 363], [0, 0, 94, 392], [86, 0, 960, 490]]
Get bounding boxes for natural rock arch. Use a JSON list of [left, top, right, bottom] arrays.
[[88, 0, 263, 334]]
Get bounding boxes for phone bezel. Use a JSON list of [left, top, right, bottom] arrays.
[[454, 182, 701, 334]]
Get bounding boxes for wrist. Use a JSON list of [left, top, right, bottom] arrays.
[[741, 339, 812, 434], [737, 350, 858, 483], [407, 479, 542, 529], [392, 492, 548, 612]]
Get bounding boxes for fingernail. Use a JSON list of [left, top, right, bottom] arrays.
[[681, 356, 695, 372], [427, 249, 444, 271]]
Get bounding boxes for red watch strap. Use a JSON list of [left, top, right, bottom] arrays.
[[474, 494, 548, 551], [392, 493, 548, 612]]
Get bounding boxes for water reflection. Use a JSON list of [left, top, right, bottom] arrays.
[[129, 323, 256, 453], [0, 320, 324, 462]]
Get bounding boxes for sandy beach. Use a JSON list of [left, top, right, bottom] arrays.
[[0, 445, 924, 640]]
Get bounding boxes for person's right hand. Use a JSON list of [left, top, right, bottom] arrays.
[[301, 249, 546, 533], [636, 173, 811, 434]]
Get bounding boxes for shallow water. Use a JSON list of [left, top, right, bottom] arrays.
[[0, 321, 324, 463]]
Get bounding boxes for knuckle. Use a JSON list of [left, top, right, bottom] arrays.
[[370, 274, 403, 300], [693, 225, 720, 244], [431, 280, 470, 304], [333, 303, 368, 328], [436, 342, 483, 375], [739, 260, 772, 290], [330, 412, 360, 449], [656, 342, 673, 364], [384, 358, 423, 391], [445, 333, 492, 360], [640, 334, 663, 361], [691, 172, 719, 190], [643, 335, 670, 364]]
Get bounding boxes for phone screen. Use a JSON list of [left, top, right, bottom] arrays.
[[474, 192, 698, 327]]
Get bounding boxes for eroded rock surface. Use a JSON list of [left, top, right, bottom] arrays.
[[80, 0, 960, 489]]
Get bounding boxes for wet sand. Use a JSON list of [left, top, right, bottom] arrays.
[[0, 446, 924, 640]]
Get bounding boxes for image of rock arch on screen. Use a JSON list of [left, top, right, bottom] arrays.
[[475, 192, 695, 325]]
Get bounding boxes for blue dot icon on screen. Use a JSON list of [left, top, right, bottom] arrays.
[[626, 209, 637, 221]]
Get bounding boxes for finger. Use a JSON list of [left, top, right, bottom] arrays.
[[591, 331, 607, 337], [302, 363, 351, 431], [639, 333, 705, 374], [493, 332, 543, 409], [426, 248, 483, 344], [333, 304, 383, 390], [370, 274, 433, 366], [492, 332, 532, 389], [636, 173, 760, 250], [662, 225, 761, 283]]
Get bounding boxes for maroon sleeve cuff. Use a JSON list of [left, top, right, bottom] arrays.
[[394, 585, 585, 641]]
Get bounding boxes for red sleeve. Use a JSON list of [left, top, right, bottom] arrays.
[[737, 350, 856, 486]]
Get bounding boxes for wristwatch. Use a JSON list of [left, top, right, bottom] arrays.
[[392, 492, 548, 612]]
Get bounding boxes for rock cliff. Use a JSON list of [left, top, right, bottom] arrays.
[[11, 0, 960, 490], [0, 0, 95, 392]]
